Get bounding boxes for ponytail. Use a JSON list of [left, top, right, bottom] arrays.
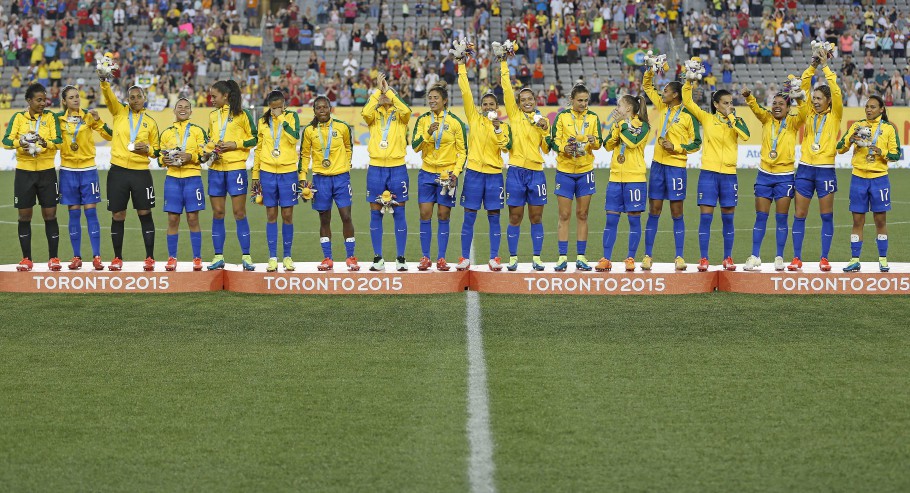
[[619, 94, 647, 123], [212, 80, 242, 116]]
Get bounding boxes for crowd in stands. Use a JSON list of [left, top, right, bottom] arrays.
[[0, 0, 908, 112]]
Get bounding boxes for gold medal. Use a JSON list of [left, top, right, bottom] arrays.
[[658, 137, 666, 146], [617, 155, 626, 164], [322, 159, 331, 168], [866, 152, 876, 163], [272, 149, 281, 157], [769, 150, 778, 159], [70, 143, 79, 151], [379, 140, 389, 149], [811, 143, 820, 152]]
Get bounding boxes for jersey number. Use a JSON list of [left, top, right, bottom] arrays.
[[146, 187, 155, 200], [499, 187, 505, 200], [586, 172, 595, 184], [196, 189, 203, 201], [628, 188, 642, 202], [402, 181, 409, 196], [671, 177, 684, 191], [91, 182, 100, 195], [823, 180, 835, 192], [536, 184, 547, 196], [237, 174, 245, 185], [880, 188, 890, 202]]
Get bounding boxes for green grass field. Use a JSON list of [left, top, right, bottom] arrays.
[[2, 169, 909, 491], [1, 293, 908, 491], [1, 169, 908, 264]]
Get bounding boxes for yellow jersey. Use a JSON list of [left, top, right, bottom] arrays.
[[603, 116, 651, 183], [101, 81, 161, 170], [361, 89, 411, 167], [548, 108, 603, 174], [744, 95, 806, 175], [158, 120, 208, 178], [836, 116, 901, 178], [49, 60, 64, 79], [300, 118, 354, 178], [798, 65, 842, 166], [642, 69, 702, 167], [456, 63, 511, 175], [500, 60, 550, 170], [206, 105, 258, 171], [1, 109, 63, 171], [57, 109, 113, 169], [682, 81, 749, 174], [411, 109, 468, 175], [251, 111, 302, 179]]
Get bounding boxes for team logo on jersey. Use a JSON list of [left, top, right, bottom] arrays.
[[444, 124, 450, 131], [332, 130, 339, 137]]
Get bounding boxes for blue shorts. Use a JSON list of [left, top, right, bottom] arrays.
[[366, 165, 409, 203], [849, 175, 891, 213], [604, 181, 646, 212], [697, 170, 739, 208], [208, 169, 249, 197], [648, 161, 687, 201], [460, 169, 504, 211], [555, 170, 597, 199], [59, 168, 101, 205], [754, 171, 795, 201], [794, 164, 837, 199], [163, 175, 206, 214], [505, 166, 548, 207], [312, 172, 353, 211], [260, 170, 298, 208], [417, 169, 457, 207]]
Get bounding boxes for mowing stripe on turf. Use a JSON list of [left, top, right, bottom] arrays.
[[466, 242, 496, 493]]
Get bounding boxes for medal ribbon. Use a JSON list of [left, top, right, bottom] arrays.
[[381, 110, 396, 143], [812, 113, 827, 150], [70, 112, 84, 147], [128, 109, 144, 144], [432, 110, 448, 150], [217, 107, 230, 142], [179, 121, 192, 150], [770, 118, 786, 156], [660, 105, 683, 138], [270, 113, 284, 155], [317, 120, 333, 162]]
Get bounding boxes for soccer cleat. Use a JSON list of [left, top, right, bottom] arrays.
[[437, 258, 451, 271], [553, 255, 568, 272], [207, 254, 226, 270], [370, 256, 385, 271], [774, 256, 785, 271], [92, 256, 104, 270], [16, 258, 33, 272], [743, 255, 762, 271], [697, 258, 710, 272], [48, 257, 62, 271], [346, 256, 360, 271], [507, 256, 519, 271], [143, 257, 155, 271], [266, 258, 279, 272], [595, 258, 612, 272], [417, 256, 432, 271], [674, 256, 688, 271], [396, 256, 408, 271], [283, 257, 296, 272], [108, 257, 123, 271], [624, 257, 636, 272], [241, 254, 255, 271], [68, 257, 82, 270], [879, 257, 890, 272], [722, 257, 737, 271], [165, 257, 178, 271], [455, 257, 471, 271], [531, 256, 545, 271], [843, 260, 861, 272], [819, 257, 831, 272], [787, 257, 802, 271], [317, 257, 334, 271], [576, 256, 593, 272], [488, 257, 503, 271], [641, 255, 653, 271], [193, 258, 203, 271]]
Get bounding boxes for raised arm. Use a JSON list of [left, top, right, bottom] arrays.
[[361, 90, 381, 125], [500, 60, 519, 120], [681, 81, 710, 126], [642, 69, 663, 108], [744, 93, 771, 125], [100, 81, 122, 117], [821, 65, 842, 121], [457, 63, 477, 122], [389, 90, 411, 123]]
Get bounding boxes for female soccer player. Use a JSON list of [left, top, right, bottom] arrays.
[[251, 90, 303, 273], [361, 73, 412, 272], [411, 81, 467, 271], [499, 54, 551, 271], [454, 56, 511, 271], [159, 97, 208, 271], [205, 79, 258, 271], [682, 83, 750, 272], [100, 78, 161, 271], [742, 87, 805, 271], [790, 55, 842, 271], [301, 95, 358, 271], [57, 85, 112, 270], [641, 66, 702, 271], [3, 83, 62, 272], [836, 95, 900, 272], [596, 95, 651, 272]]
